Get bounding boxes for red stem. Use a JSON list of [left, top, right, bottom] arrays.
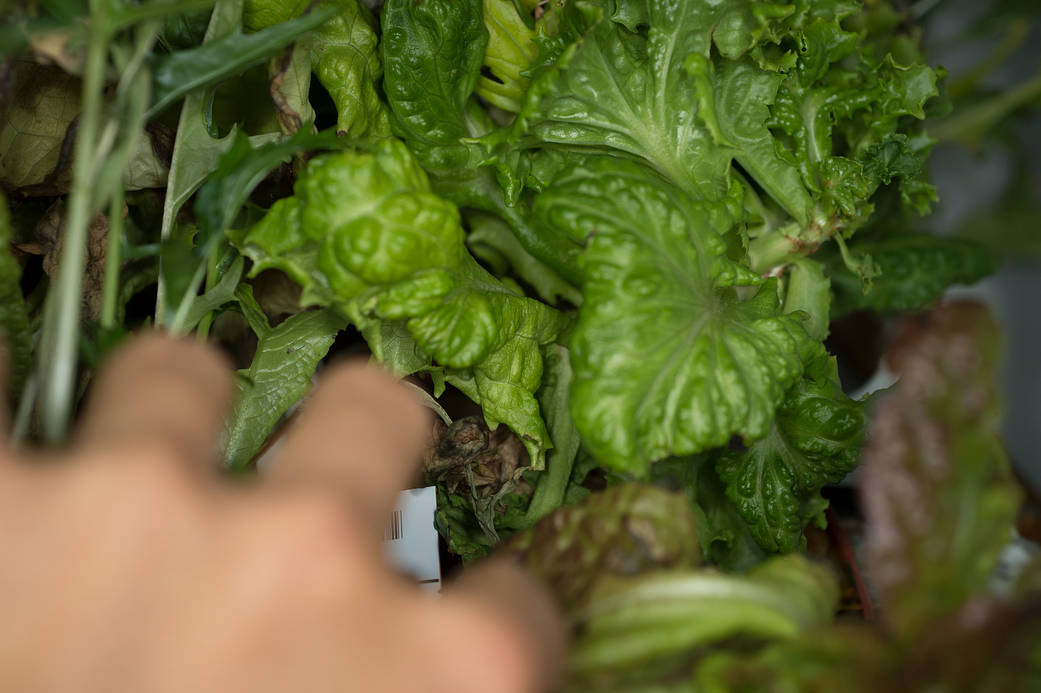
[[826, 505, 875, 621]]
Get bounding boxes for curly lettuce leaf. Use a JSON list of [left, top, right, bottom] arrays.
[[862, 301, 1022, 641], [535, 157, 817, 474], [230, 139, 569, 467], [483, 0, 940, 272], [243, 0, 390, 137], [714, 353, 868, 553], [487, 0, 777, 201]]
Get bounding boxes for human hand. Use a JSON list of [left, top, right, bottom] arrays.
[[0, 334, 564, 692]]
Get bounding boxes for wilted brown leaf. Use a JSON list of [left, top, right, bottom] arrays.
[[36, 199, 122, 321], [422, 415, 532, 499]]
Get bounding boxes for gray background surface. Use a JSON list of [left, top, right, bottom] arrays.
[[921, 1, 1041, 489]]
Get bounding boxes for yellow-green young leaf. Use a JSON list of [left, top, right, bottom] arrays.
[[230, 139, 569, 467], [243, 0, 390, 137], [534, 157, 817, 474], [477, 0, 537, 113]]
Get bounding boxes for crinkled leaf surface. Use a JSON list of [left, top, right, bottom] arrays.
[[486, 0, 939, 266], [506, 483, 702, 613], [244, 0, 390, 137], [714, 354, 868, 553], [535, 157, 816, 473], [862, 301, 1022, 641], [230, 139, 568, 466], [380, 0, 488, 175]]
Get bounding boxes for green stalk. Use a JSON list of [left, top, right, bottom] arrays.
[[36, 1, 110, 443], [195, 241, 221, 341], [100, 186, 124, 329]]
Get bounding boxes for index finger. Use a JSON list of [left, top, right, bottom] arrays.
[[268, 361, 431, 530]]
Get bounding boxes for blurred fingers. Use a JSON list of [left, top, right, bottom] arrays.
[[433, 557, 567, 693], [268, 361, 430, 531], [75, 333, 233, 469]]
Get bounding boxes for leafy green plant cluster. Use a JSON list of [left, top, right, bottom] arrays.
[[2, 0, 1038, 688], [0, 0, 1003, 563], [507, 302, 1039, 692]]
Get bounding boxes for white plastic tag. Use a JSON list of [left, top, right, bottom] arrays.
[[384, 487, 442, 593]]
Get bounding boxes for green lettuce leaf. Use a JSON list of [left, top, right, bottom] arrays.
[[823, 233, 996, 317], [477, 0, 538, 113], [862, 301, 1022, 641], [230, 139, 569, 467], [651, 456, 769, 573], [714, 353, 868, 553], [693, 623, 889, 693], [223, 308, 345, 470], [483, 0, 939, 270], [567, 554, 839, 682], [243, 0, 390, 137], [380, 0, 583, 285], [465, 211, 581, 306], [535, 157, 817, 473]]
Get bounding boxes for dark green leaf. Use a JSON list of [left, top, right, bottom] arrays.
[[179, 254, 245, 332], [824, 233, 996, 317], [380, 0, 583, 285], [714, 354, 868, 553], [148, 5, 337, 118], [194, 126, 354, 251]]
